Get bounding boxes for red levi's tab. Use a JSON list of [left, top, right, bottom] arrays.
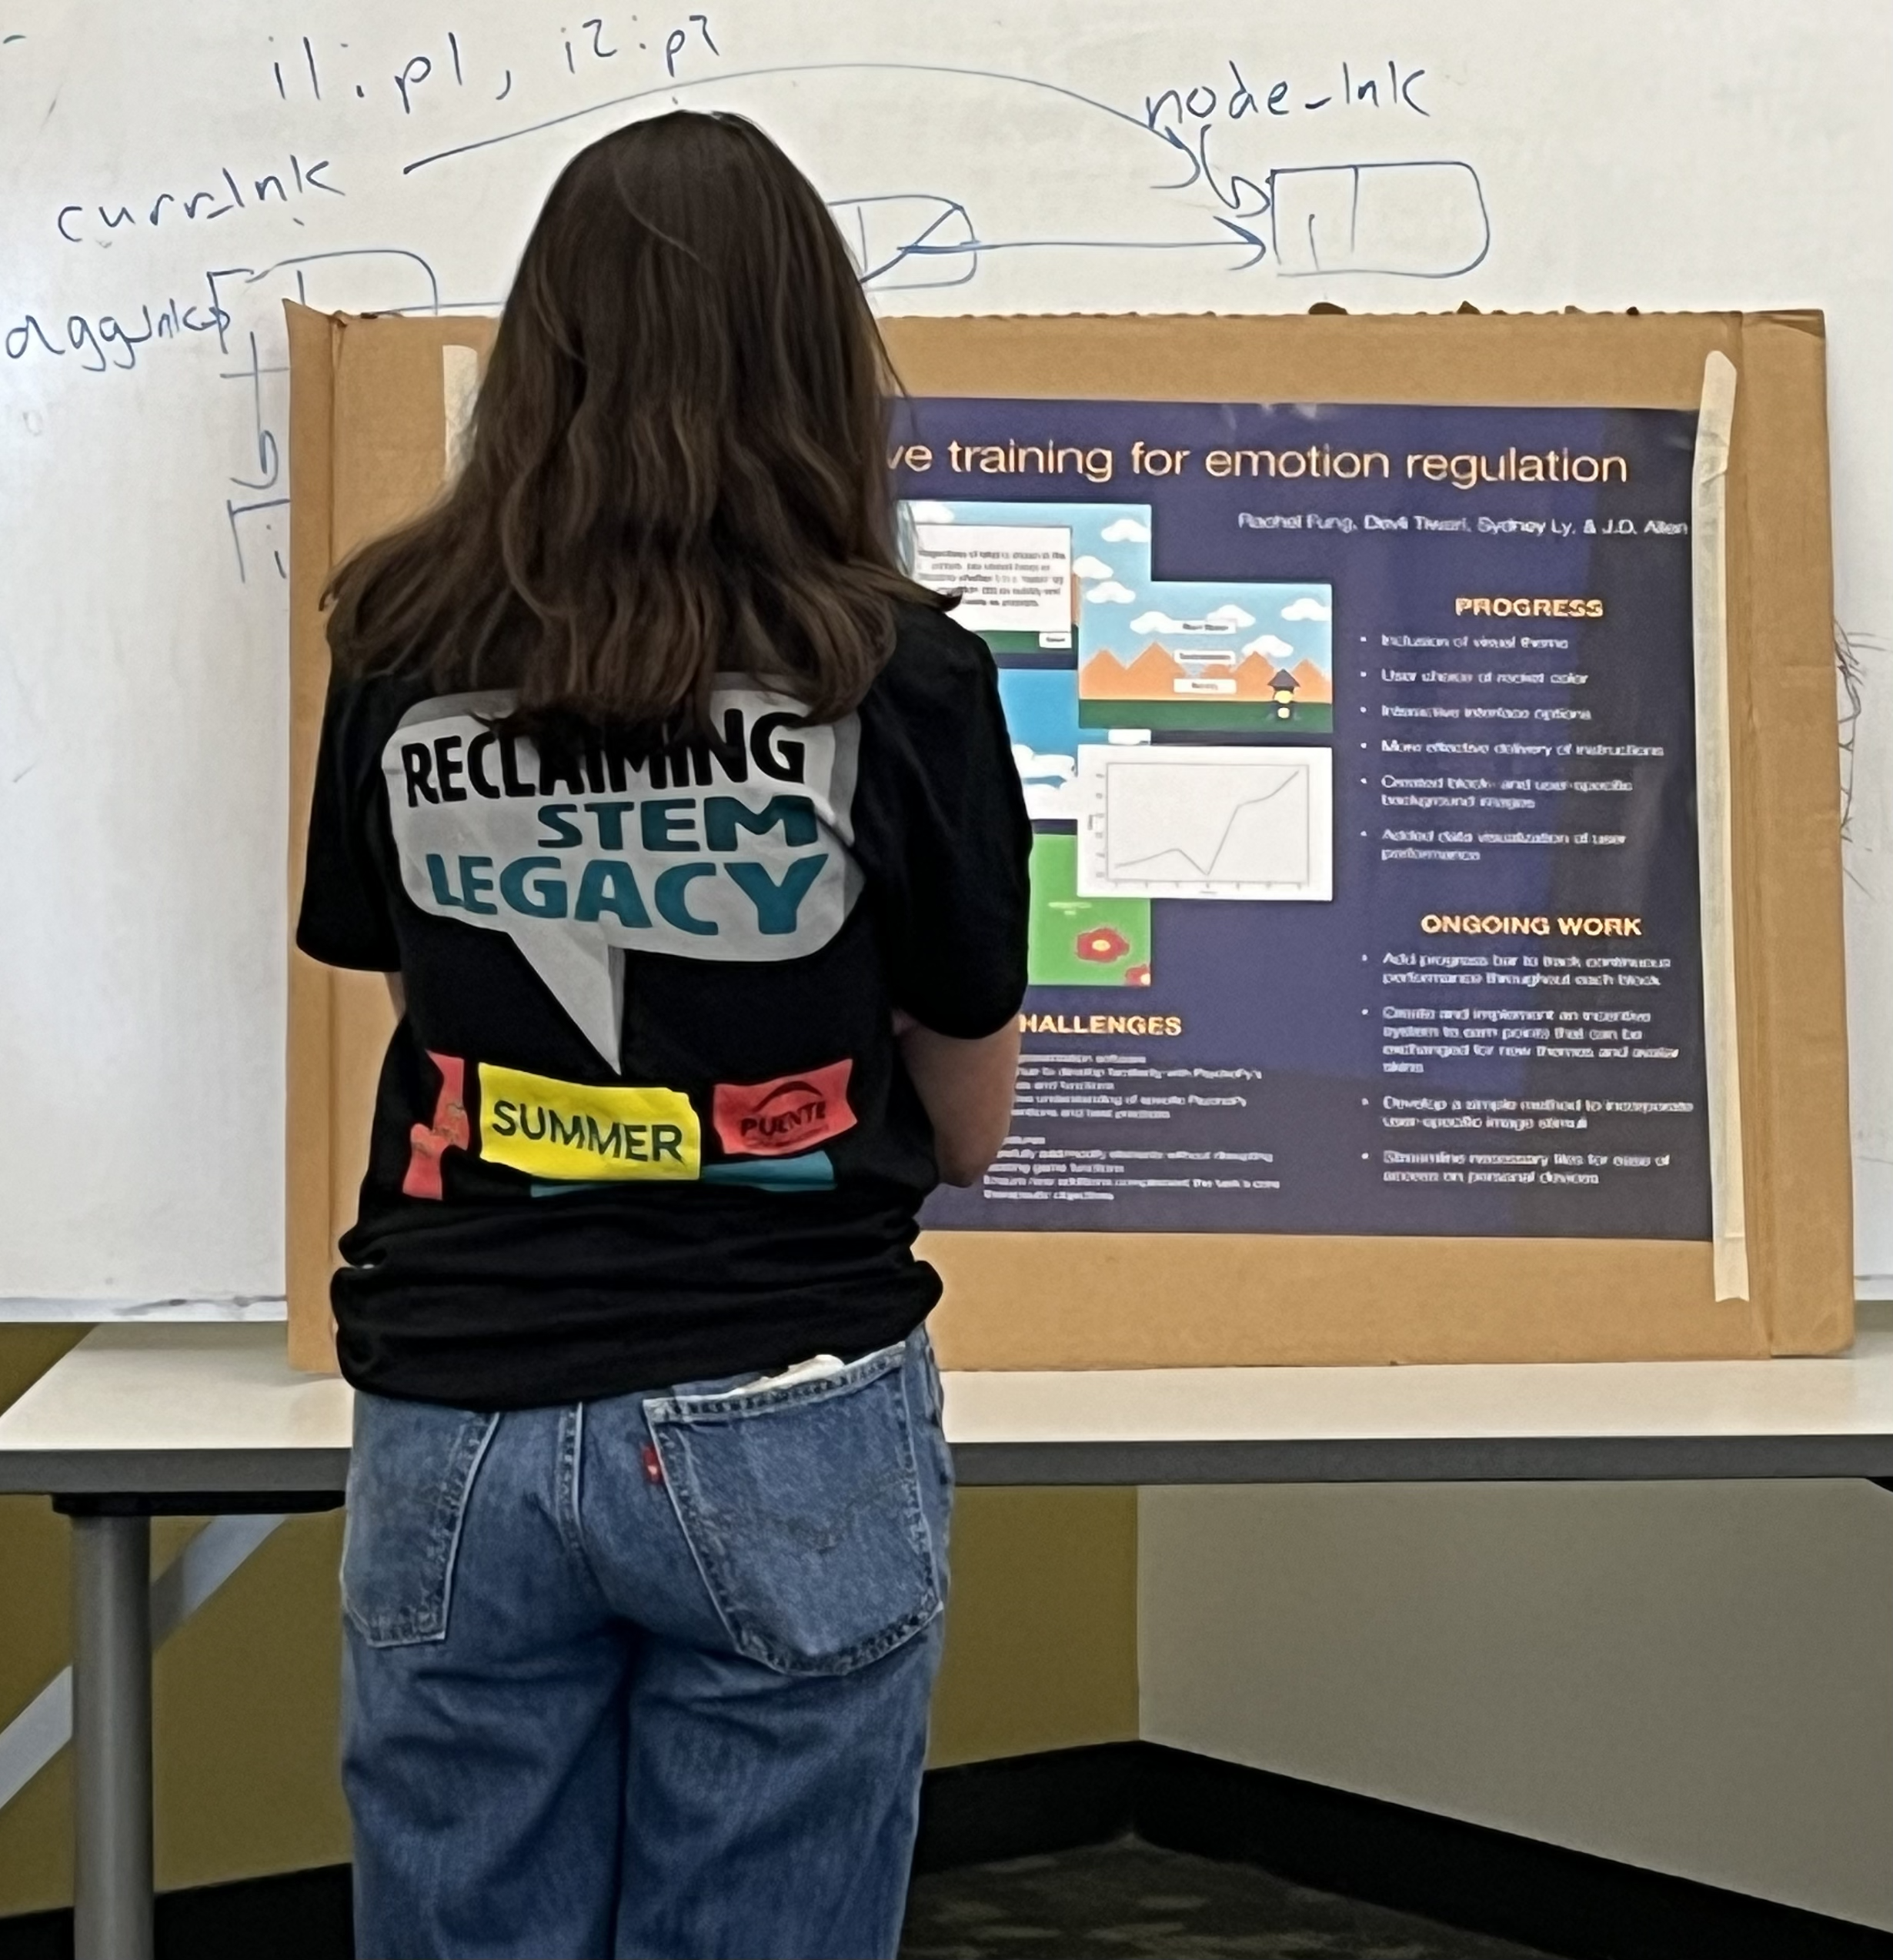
[[403, 1053, 470, 1199], [713, 1060, 856, 1158]]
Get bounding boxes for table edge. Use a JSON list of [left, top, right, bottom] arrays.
[[0, 1448, 352, 1496], [949, 1433, 1893, 1484], [8, 1433, 1893, 1496]]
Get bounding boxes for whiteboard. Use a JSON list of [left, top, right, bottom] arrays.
[[2, 0, 1889, 1307]]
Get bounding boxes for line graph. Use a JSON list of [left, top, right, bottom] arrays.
[[1077, 746, 1333, 900], [1112, 770, 1305, 877]]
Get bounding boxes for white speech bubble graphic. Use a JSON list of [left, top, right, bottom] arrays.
[[384, 689, 861, 1068], [909, 522, 1073, 634]]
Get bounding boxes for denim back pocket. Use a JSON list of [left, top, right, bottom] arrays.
[[645, 1341, 943, 1677], [342, 1392, 499, 1648]]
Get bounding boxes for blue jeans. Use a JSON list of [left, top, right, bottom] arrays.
[[340, 1329, 951, 1960]]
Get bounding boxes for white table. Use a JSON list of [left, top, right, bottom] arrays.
[[8, 1320, 1893, 1958]]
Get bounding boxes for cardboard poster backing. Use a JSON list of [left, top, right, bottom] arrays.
[[285, 306, 1851, 1374]]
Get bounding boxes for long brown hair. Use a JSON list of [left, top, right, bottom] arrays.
[[325, 111, 941, 730]]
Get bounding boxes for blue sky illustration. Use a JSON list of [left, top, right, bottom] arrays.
[[994, 667, 1107, 820], [903, 497, 1333, 675], [1080, 577, 1333, 675], [997, 667, 1103, 758], [909, 497, 1333, 819]]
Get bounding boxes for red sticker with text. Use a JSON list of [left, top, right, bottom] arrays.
[[402, 1052, 469, 1200], [713, 1060, 856, 1158]]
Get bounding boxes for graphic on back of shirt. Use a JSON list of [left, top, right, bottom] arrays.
[[383, 686, 863, 1069]]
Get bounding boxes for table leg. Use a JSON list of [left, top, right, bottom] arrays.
[[71, 1511, 153, 1960]]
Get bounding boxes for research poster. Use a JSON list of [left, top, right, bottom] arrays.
[[902, 400, 1710, 1240]]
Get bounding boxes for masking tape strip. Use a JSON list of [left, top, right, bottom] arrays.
[[442, 342, 479, 482], [0, 1513, 286, 1813], [1691, 350, 1748, 1304]]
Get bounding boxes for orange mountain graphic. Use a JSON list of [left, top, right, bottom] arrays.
[[1081, 643, 1332, 703], [1081, 643, 1184, 697], [1289, 659, 1332, 703]]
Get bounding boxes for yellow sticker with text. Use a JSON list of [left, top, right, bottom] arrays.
[[478, 1063, 700, 1182]]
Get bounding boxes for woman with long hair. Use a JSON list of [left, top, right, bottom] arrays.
[[298, 110, 1029, 1959]]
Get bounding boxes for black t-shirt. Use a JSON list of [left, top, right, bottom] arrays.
[[296, 603, 1030, 1408]]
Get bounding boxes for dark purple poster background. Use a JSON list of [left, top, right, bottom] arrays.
[[908, 399, 1711, 1240]]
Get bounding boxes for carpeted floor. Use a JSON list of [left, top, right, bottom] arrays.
[[900, 1835, 1557, 1960]]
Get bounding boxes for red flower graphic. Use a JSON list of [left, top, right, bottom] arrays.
[[1123, 964, 1153, 987], [1075, 926, 1132, 964]]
